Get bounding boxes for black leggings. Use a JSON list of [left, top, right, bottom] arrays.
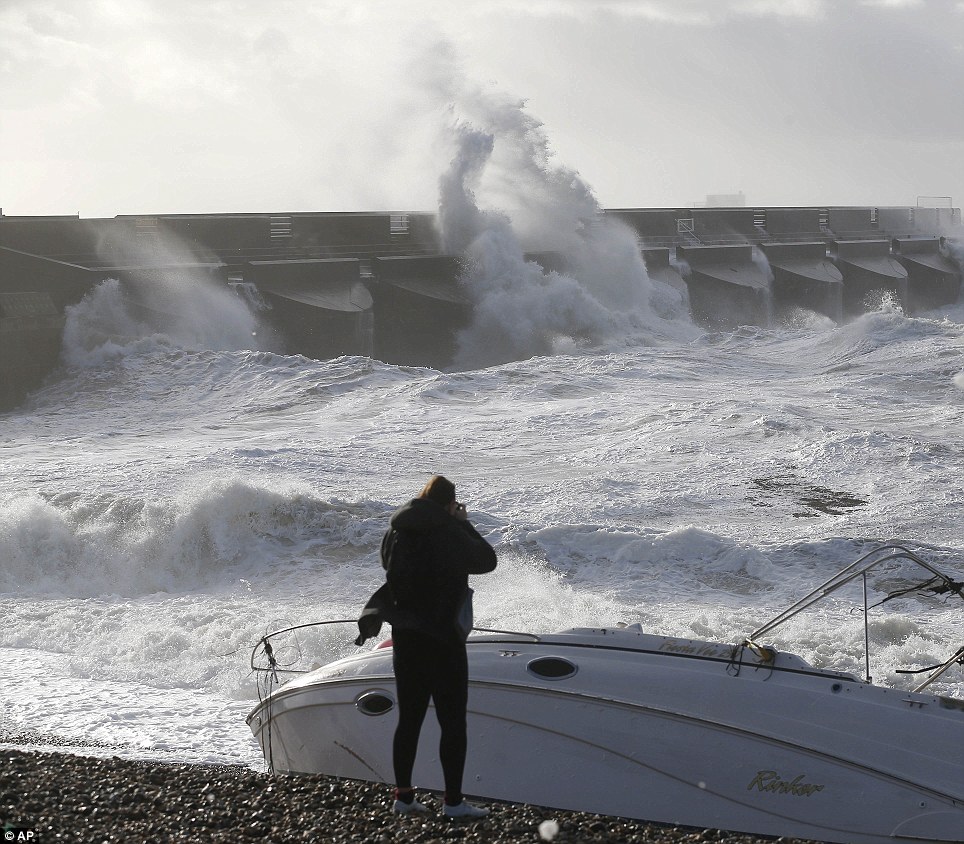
[[391, 628, 468, 803]]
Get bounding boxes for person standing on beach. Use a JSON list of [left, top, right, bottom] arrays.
[[381, 475, 497, 818]]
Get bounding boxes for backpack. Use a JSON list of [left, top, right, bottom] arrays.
[[381, 528, 429, 609], [355, 529, 432, 647]]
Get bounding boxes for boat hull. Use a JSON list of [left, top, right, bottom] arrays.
[[248, 629, 964, 844]]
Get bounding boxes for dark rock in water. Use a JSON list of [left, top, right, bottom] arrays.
[[751, 475, 868, 517], [0, 748, 819, 843]]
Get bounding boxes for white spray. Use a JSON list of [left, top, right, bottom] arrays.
[[429, 55, 694, 368], [62, 227, 280, 366], [949, 238, 964, 390], [945, 236, 964, 304], [751, 245, 775, 325]]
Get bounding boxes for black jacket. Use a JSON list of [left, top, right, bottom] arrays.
[[355, 498, 497, 645]]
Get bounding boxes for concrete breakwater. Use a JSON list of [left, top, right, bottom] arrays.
[[1, 205, 961, 410]]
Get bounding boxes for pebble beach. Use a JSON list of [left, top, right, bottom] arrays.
[[0, 747, 820, 844]]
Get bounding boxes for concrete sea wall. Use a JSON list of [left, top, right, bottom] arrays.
[[1, 205, 961, 410]]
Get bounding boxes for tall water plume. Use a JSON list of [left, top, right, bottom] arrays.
[[430, 57, 695, 368]]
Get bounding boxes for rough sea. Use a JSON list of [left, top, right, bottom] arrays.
[[3, 108, 964, 770], [2, 260, 963, 771]]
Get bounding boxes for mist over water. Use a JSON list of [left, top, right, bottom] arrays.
[[61, 225, 280, 369], [60, 277, 276, 369]]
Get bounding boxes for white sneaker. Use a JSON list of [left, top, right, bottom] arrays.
[[393, 797, 429, 814], [443, 800, 490, 818]]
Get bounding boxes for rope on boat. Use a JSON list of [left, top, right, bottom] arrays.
[[743, 640, 778, 664], [727, 640, 777, 680], [869, 574, 964, 610], [896, 645, 964, 675]]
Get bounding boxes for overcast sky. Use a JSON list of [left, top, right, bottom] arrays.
[[2, 0, 963, 218]]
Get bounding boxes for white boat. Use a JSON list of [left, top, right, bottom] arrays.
[[246, 544, 964, 844]]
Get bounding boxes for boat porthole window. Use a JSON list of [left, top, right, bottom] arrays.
[[831, 683, 842, 693], [355, 691, 395, 716], [527, 657, 578, 680]]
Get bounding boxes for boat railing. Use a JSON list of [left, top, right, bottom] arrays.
[[744, 544, 964, 690], [469, 627, 543, 643], [251, 619, 357, 677], [251, 621, 544, 680]]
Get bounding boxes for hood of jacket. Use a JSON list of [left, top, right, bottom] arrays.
[[389, 497, 451, 533]]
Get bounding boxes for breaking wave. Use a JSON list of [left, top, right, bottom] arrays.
[[0, 478, 389, 597]]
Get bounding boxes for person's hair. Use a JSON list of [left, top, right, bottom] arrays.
[[420, 474, 456, 507]]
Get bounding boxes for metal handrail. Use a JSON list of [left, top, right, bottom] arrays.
[[469, 627, 543, 642], [746, 544, 963, 686], [911, 646, 964, 693], [250, 621, 543, 676], [250, 619, 356, 674]]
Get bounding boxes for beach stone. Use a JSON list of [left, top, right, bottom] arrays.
[[0, 748, 820, 844]]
